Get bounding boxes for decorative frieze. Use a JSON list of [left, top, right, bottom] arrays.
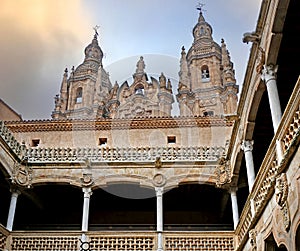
[[26, 145, 226, 163], [5, 116, 234, 133]]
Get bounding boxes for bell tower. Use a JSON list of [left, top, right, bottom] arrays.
[[52, 27, 112, 119], [177, 8, 239, 117]]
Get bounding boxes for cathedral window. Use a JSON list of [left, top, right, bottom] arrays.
[[31, 139, 40, 147], [201, 65, 210, 82], [200, 27, 204, 35], [203, 111, 214, 117], [99, 138, 107, 146], [135, 85, 144, 95], [76, 87, 83, 103], [167, 136, 176, 144]]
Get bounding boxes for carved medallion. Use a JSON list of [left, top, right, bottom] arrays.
[[11, 162, 32, 188], [153, 173, 166, 187], [80, 173, 93, 187]]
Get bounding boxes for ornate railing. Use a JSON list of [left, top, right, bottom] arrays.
[[8, 231, 236, 251], [87, 232, 156, 251], [0, 224, 9, 250], [235, 77, 300, 250], [0, 120, 26, 160], [164, 231, 234, 251], [10, 232, 81, 251], [25, 145, 226, 163]]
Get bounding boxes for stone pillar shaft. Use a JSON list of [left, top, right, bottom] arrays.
[[6, 190, 20, 231], [241, 140, 255, 192], [230, 188, 239, 229], [261, 65, 282, 133], [81, 188, 92, 232], [156, 187, 164, 251]]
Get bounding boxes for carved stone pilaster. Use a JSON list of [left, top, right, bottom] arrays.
[[215, 157, 231, 187], [275, 173, 290, 231], [11, 162, 32, 188], [249, 229, 257, 251]]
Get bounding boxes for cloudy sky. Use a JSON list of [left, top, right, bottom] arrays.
[[0, 0, 261, 120]]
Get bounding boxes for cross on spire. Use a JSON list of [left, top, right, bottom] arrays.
[[196, 2, 206, 13], [93, 25, 100, 37]]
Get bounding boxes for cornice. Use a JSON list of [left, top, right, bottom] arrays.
[[4, 116, 234, 133]]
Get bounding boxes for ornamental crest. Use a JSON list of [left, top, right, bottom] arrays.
[[11, 162, 32, 188], [275, 173, 290, 231], [215, 157, 231, 187]]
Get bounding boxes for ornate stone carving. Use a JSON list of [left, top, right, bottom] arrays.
[[215, 157, 231, 187], [80, 173, 94, 187], [11, 162, 32, 188], [275, 173, 290, 231], [249, 229, 257, 251], [153, 173, 166, 187], [256, 47, 265, 74], [155, 156, 162, 169]]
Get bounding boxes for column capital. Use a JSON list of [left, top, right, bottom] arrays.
[[155, 187, 164, 196], [241, 140, 254, 152], [261, 64, 278, 83], [82, 187, 92, 198], [229, 186, 238, 193]]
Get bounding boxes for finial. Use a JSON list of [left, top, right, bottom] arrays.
[[64, 68, 68, 73], [93, 25, 100, 37], [181, 46, 185, 51], [221, 38, 224, 43], [196, 2, 206, 13]]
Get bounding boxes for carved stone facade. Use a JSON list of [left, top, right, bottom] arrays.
[[177, 11, 238, 117], [52, 10, 238, 120]]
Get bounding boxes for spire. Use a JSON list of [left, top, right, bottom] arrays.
[[221, 38, 236, 84], [84, 28, 103, 63], [192, 4, 213, 41], [178, 46, 189, 88]]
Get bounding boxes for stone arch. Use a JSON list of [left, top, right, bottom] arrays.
[[75, 87, 83, 103], [265, 232, 288, 251], [163, 183, 233, 230], [13, 183, 82, 230]]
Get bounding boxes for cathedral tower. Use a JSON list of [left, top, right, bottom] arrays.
[[52, 30, 112, 119], [177, 9, 239, 117]]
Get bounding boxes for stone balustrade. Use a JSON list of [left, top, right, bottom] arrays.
[[0, 120, 26, 160], [5, 230, 235, 251], [0, 224, 9, 250], [25, 145, 226, 163]]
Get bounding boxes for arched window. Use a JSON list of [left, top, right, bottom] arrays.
[[265, 233, 288, 251], [201, 65, 210, 82], [296, 224, 300, 251], [200, 27, 204, 35], [76, 87, 83, 103], [135, 84, 144, 95]]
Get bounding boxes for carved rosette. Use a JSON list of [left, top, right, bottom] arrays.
[[215, 157, 231, 187], [275, 173, 290, 231], [80, 173, 94, 187], [153, 173, 166, 187], [249, 229, 257, 251], [11, 162, 32, 188]]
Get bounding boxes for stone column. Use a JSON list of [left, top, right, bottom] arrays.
[[6, 189, 20, 231], [261, 64, 282, 133], [230, 188, 239, 229], [81, 187, 92, 241], [241, 140, 255, 192], [156, 187, 164, 251]]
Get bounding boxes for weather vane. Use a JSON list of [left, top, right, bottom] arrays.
[[93, 25, 100, 37], [196, 2, 206, 13]]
